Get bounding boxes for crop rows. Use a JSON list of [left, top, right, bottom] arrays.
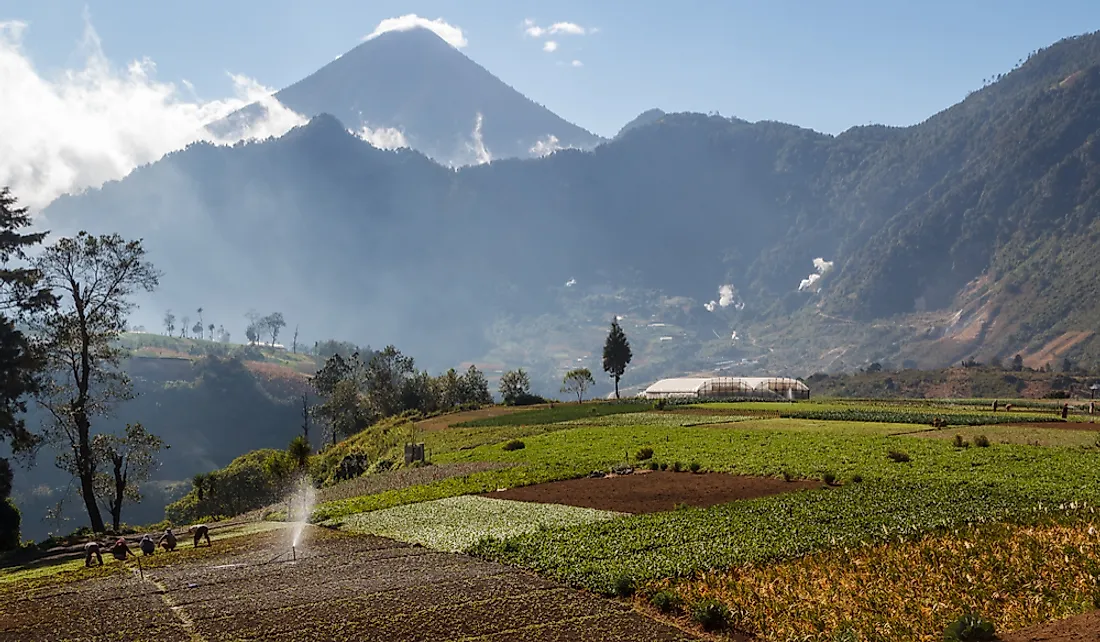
[[773, 408, 1063, 426], [469, 479, 1098, 594], [556, 412, 751, 428], [338, 495, 623, 552], [653, 518, 1100, 641]]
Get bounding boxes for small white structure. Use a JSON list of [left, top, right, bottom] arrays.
[[644, 377, 810, 401]]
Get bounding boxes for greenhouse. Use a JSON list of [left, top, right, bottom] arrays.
[[643, 376, 810, 400]]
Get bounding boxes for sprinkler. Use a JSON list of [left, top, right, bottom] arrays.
[[292, 545, 296, 561]]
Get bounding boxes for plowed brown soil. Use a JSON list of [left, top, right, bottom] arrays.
[[1000, 609, 1100, 641], [481, 471, 821, 514], [1, 526, 698, 642]]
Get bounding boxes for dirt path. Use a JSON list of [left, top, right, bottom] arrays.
[[999, 609, 1100, 641], [482, 471, 821, 514], [1, 526, 699, 642]]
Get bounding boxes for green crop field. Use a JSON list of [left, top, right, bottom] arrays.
[[691, 400, 1074, 425], [336, 495, 624, 552]]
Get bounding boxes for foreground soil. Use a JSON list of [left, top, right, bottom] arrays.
[[482, 471, 821, 514], [1, 526, 698, 642], [1000, 609, 1100, 641]]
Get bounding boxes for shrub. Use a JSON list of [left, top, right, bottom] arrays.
[[822, 472, 836, 486], [647, 461, 660, 471], [850, 474, 863, 483], [650, 590, 682, 614], [953, 434, 969, 448], [671, 461, 683, 472], [944, 613, 996, 641], [691, 598, 730, 631], [635, 447, 654, 461], [974, 434, 991, 448], [887, 450, 911, 463], [653, 399, 668, 411], [781, 470, 792, 482], [502, 439, 525, 451], [689, 462, 702, 473], [610, 574, 635, 597], [659, 462, 668, 471], [0, 499, 21, 551]]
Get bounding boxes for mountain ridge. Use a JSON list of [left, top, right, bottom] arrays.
[[41, 28, 1100, 387]]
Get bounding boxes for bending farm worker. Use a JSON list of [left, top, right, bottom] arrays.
[[108, 537, 135, 561], [189, 524, 211, 548], [84, 541, 103, 567], [158, 528, 178, 552], [139, 534, 156, 556]]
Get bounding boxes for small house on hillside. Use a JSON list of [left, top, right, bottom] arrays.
[[643, 376, 810, 401]]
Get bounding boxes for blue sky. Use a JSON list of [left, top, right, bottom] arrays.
[[8, 0, 1100, 138]]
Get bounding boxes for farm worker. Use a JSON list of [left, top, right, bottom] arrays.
[[139, 534, 156, 556], [108, 537, 136, 561], [84, 541, 103, 567], [991, 400, 999, 412], [158, 528, 178, 552], [1061, 403, 1069, 420], [189, 524, 211, 548], [1090, 401, 1095, 415]]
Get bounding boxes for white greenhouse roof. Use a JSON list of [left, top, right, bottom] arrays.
[[644, 378, 713, 394], [644, 376, 810, 395]]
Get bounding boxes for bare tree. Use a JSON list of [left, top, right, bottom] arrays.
[[162, 310, 175, 337], [180, 315, 190, 339], [35, 232, 160, 533]]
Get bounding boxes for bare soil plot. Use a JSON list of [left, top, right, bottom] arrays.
[[481, 471, 821, 514], [1000, 609, 1100, 641], [4, 525, 698, 642]]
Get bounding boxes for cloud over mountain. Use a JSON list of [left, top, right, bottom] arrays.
[[363, 14, 468, 49], [0, 14, 303, 211]]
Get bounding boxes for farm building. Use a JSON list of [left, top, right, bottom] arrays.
[[643, 377, 810, 400]]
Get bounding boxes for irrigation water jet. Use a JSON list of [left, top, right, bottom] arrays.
[[286, 473, 317, 559]]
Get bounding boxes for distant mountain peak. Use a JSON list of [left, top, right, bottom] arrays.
[[211, 25, 602, 166]]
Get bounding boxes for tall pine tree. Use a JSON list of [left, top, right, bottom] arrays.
[[602, 317, 633, 399], [0, 187, 55, 452]]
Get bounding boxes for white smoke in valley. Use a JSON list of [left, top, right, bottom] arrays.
[[529, 134, 563, 157], [704, 284, 744, 312], [355, 124, 408, 150], [798, 257, 835, 292], [462, 112, 492, 166], [0, 15, 306, 212]]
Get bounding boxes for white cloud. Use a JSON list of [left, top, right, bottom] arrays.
[[363, 14, 467, 49], [798, 257, 835, 292], [543, 40, 558, 52], [549, 22, 587, 35], [565, 278, 576, 287], [523, 19, 589, 39], [0, 16, 306, 212], [354, 124, 408, 150], [571, 59, 584, 67]]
